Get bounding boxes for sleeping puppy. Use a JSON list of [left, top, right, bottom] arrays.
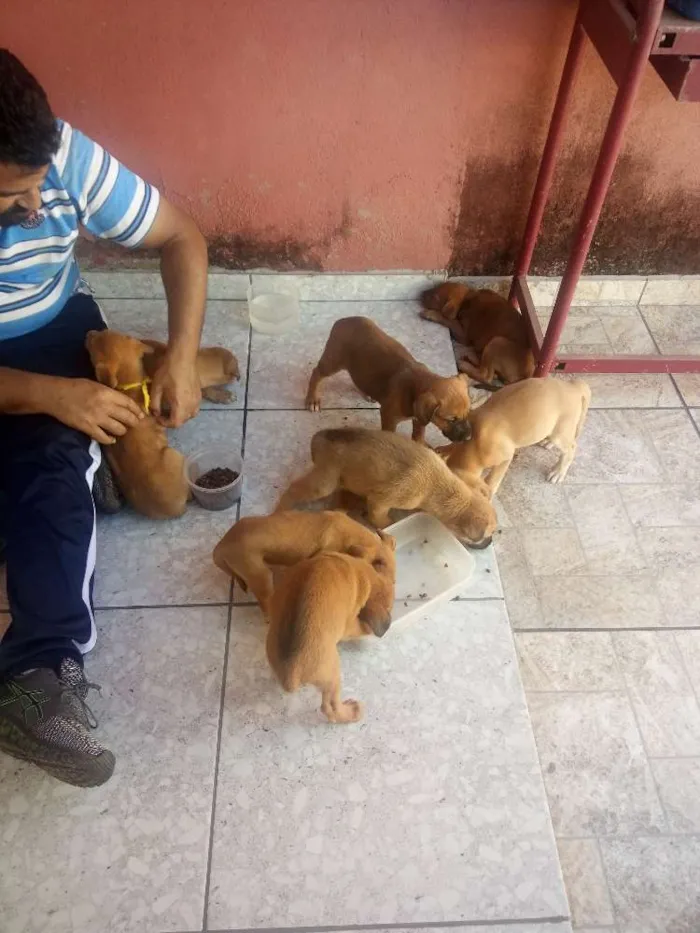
[[305, 316, 471, 443], [85, 330, 189, 519], [140, 338, 239, 404], [266, 551, 395, 723], [437, 377, 591, 495], [212, 509, 396, 615], [276, 427, 497, 548], [420, 282, 535, 385]]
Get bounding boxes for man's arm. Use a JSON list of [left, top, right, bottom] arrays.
[[0, 367, 144, 444], [138, 197, 208, 428]]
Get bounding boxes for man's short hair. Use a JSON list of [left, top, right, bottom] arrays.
[[0, 49, 60, 168]]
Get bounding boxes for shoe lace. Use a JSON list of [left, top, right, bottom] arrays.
[[58, 676, 102, 730]]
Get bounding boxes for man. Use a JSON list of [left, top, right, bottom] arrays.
[[0, 50, 208, 787]]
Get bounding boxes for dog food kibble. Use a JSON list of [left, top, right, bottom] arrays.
[[196, 467, 239, 489]]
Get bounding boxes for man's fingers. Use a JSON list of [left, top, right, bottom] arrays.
[[110, 404, 142, 429], [103, 417, 128, 438], [167, 401, 185, 429], [93, 426, 116, 446], [149, 382, 163, 417], [114, 393, 146, 420]]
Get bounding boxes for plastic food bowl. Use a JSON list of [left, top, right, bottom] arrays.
[[385, 512, 475, 626], [247, 283, 300, 335], [185, 447, 243, 511]]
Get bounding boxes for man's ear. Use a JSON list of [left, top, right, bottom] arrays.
[[414, 392, 440, 426], [94, 361, 119, 389]]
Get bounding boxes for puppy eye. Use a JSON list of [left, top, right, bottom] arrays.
[[372, 558, 386, 570]]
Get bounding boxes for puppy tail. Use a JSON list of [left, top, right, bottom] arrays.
[[470, 380, 502, 393], [574, 382, 592, 439]]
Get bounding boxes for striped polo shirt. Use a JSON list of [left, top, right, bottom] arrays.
[[0, 120, 160, 340]]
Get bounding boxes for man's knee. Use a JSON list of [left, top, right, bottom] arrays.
[[5, 422, 99, 512]]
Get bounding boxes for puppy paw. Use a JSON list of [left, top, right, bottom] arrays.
[[547, 468, 564, 484], [306, 398, 321, 412], [539, 439, 556, 450], [341, 699, 364, 723], [202, 386, 235, 404]]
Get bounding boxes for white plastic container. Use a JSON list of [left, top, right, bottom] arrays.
[[247, 282, 300, 335], [386, 512, 475, 626], [185, 448, 243, 510]]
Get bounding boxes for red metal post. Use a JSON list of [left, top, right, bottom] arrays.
[[536, 0, 666, 375], [509, 16, 587, 303]]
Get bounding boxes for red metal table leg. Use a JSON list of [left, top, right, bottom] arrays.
[[536, 0, 666, 375], [510, 16, 586, 301]]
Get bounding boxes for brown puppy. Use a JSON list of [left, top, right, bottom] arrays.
[[420, 282, 535, 385], [212, 510, 396, 615], [141, 338, 239, 404], [85, 330, 189, 519], [305, 316, 471, 443], [266, 551, 394, 723], [277, 427, 497, 548], [438, 377, 591, 495]]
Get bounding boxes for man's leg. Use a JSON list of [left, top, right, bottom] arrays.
[[0, 293, 114, 786], [0, 416, 100, 673]]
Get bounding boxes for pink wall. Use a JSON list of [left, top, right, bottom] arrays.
[[5, 0, 700, 272]]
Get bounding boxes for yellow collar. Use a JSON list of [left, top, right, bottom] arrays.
[[117, 378, 151, 413]]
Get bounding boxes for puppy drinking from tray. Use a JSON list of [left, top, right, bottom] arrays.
[[277, 427, 497, 548], [305, 316, 472, 443], [438, 377, 591, 495]]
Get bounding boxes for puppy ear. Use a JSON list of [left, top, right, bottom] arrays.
[[414, 392, 440, 426], [94, 361, 119, 389], [376, 529, 396, 551]]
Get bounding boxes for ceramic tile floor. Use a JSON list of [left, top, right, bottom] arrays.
[[0, 280, 570, 933], [496, 304, 700, 933]]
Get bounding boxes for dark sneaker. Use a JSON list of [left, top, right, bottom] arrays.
[[93, 453, 124, 515], [0, 658, 115, 787]]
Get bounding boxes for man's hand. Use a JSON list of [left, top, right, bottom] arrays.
[[150, 352, 201, 428], [46, 378, 145, 445]]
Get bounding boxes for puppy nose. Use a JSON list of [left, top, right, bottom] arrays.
[[445, 421, 472, 442], [467, 535, 492, 550], [375, 616, 392, 638]]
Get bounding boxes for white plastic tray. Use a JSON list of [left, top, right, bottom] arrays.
[[385, 512, 475, 626]]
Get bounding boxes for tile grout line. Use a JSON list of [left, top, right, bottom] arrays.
[[203, 917, 572, 933], [673, 629, 700, 709], [94, 602, 230, 611], [636, 303, 698, 428], [557, 830, 700, 841], [591, 834, 619, 933], [512, 625, 700, 632], [201, 594, 234, 933], [608, 635, 671, 832]]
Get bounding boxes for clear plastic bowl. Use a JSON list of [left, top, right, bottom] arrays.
[[185, 447, 243, 511], [247, 284, 300, 335]]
